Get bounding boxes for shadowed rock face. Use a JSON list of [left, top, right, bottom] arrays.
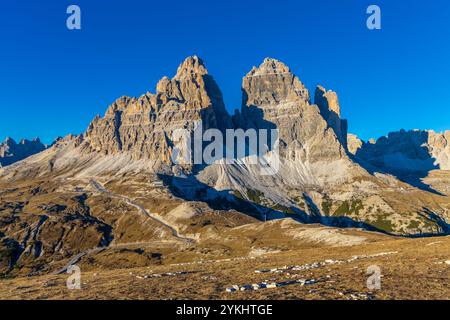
[[315, 86, 348, 149], [350, 130, 450, 173], [0, 137, 46, 167], [348, 130, 450, 193]]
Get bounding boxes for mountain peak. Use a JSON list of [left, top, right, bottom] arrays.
[[246, 57, 291, 78], [242, 58, 309, 106], [175, 55, 208, 79]]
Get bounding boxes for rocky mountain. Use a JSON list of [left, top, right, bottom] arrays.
[[0, 137, 47, 167], [198, 58, 364, 208], [0, 56, 449, 278], [1, 55, 450, 278], [84, 56, 232, 168], [240, 58, 347, 164], [347, 130, 450, 195]]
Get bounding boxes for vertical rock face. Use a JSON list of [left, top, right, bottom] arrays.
[[81, 57, 350, 170], [314, 86, 348, 149], [0, 137, 47, 167], [427, 130, 450, 170], [240, 58, 347, 164], [242, 58, 310, 107], [84, 56, 232, 164]]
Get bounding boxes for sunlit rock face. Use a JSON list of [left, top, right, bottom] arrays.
[[84, 56, 232, 165], [240, 58, 348, 164], [347, 133, 363, 155]]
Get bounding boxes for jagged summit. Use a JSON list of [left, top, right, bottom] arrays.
[[84, 55, 231, 162], [245, 57, 292, 77], [104, 56, 215, 117], [175, 55, 208, 79], [349, 129, 450, 172], [242, 57, 310, 106]]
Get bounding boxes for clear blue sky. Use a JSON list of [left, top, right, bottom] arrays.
[[1, 0, 449, 144]]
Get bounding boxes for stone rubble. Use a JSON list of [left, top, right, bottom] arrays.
[[225, 277, 324, 292], [255, 252, 398, 274]]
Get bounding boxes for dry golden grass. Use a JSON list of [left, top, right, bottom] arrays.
[[1, 235, 448, 300], [1, 177, 449, 300]]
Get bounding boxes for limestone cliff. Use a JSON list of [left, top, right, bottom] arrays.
[[84, 56, 232, 165]]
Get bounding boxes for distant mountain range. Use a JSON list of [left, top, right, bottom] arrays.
[[0, 137, 47, 167]]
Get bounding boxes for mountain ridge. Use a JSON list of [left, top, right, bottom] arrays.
[[0, 56, 449, 239]]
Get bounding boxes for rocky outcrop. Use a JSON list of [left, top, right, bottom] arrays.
[[347, 133, 363, 155], [242, 58, 310, 107], [197, 58, 365, 219], [0, 137, 46, 167], [427, 130, 450, 170], [84, 56, 232, 165], [240, 58, 348, 165], [17, 57, 350, 175], [315, 86, 348, 149]]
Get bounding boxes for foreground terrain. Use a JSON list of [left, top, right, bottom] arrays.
[[1, 233, 448, 300], [0, 175, 448, 300]]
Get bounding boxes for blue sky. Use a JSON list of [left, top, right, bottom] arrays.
[[1, 0, 449, 144]]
